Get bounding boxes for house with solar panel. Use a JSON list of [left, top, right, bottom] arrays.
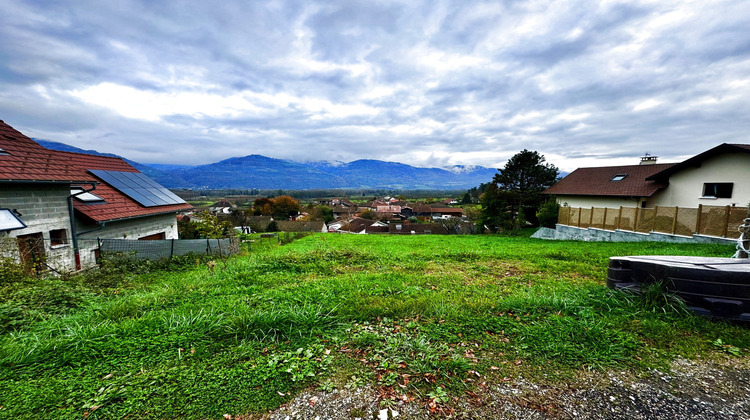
[[0, 120, 192, 272]]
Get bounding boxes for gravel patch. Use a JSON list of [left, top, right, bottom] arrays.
[[244, 357, 750, 419]]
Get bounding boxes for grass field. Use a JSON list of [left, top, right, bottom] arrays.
[[1, 234, 748, 418]]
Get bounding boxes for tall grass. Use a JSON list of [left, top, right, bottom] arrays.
[[0, 233, 745, 418]]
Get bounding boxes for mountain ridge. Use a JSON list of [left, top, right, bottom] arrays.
[[35, 139, 496, 190]]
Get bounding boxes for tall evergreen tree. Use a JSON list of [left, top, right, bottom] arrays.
[[481, 150, 559, 231]]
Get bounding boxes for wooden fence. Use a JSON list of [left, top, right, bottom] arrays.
[[558, 204, 749, 239]]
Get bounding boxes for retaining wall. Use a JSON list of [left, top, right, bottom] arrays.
[[532, 224, 736, 245]]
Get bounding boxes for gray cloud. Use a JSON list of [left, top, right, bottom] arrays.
[[0, 0, 749, 172]]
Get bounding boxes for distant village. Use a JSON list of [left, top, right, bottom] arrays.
[[186, 196, 474, 236]]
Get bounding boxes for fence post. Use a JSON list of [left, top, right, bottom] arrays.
[[589, 206, 594, 227], [577, 207, 582, 227], [170, 238, 175, 259], [633, 207, 639, 232], [568, 206, 572, 226], [651, 205, 658, 232], [671, 207, 679, 234], [617, 206, 623, 230], [602, 207, 608, 229], [722, 205, 731, 237], [695, 204, 703, 234], [206, 239, 211, 255]]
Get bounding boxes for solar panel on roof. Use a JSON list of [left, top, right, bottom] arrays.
[[89, 170, 186, 208]]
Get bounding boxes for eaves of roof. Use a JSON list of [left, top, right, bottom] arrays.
[[646, 143, 750, 182]]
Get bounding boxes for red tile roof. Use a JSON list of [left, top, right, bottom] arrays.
[[543, 163, 675, 197], [0, 120, 92, 183], [0, 120, 191, 222]]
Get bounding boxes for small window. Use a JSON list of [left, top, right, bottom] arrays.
[[0, 208, 26, 231], [611, 174, 627, 182], [0, 147, 8, 156], [703, 183, 733, 198], [50, 229, 68, 246], [71, 187, 106, 203]]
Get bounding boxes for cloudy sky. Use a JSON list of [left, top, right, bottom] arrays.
[[1, 0, 749, 171]]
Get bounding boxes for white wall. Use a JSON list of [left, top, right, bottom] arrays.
[[650, 153, 750, 208], [555, 195, 644, 209]]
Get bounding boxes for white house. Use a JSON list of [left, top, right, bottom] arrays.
[[544, 144, 750, 210]]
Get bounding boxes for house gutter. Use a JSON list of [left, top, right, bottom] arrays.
[[0, 179, 91, 184], [67, 182, 98, 270], [89, 207, 193, 224]]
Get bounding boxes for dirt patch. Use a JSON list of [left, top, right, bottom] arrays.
[[255, 357, 750, 419]]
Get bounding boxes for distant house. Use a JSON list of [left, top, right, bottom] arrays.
[[365, 224, 390, 234], [327, 219, 348, 232], [332, 204, 358, 219], [428, 207, 464, 219], [375, 205, 401, 214], [388, 223, 449, 235], [0, 120, 192, 272], [544, 144, 750, 209], [291, 212, 308, 221], [246, 216, 273, 233], [412, 205, 464, 219], [210, 199, 235, 214], [341, 218, 386, 234], [275, 220, 327, 233]]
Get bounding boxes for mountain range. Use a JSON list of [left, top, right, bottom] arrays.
[[36, 140, 497, 190]]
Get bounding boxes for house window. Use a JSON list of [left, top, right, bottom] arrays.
[[0, 208, 26, 232], [50, 229, 68, 246], [702, 183, 733, 198], [71, 187, 106, 204], [0, 147, 8, 156], [611, 174, 627, 182], [139, 232, 166, 240]]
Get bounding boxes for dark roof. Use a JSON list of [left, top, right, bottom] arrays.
[[428, 207, 464, 214], [389, 223, 449, 234], [0, 120, 192, 222], [365, 225, 389, 233], [343, 217, 376, 232], [275, 220, 325, 232], [543, 163, 675, 197], [646, 143, 750, 182]]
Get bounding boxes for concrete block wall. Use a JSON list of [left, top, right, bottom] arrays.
[[0, 184, 75, 272]]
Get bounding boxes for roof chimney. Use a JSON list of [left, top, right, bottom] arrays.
[[640, 153, 658, 165]]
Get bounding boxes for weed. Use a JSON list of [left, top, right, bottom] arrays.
[[344, 375, 367, 389], [711, 338, 742, 356], [427, 386, 449, 403], [317, 380, 336, 392]]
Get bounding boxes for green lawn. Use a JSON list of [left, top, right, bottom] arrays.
[[1, 234, 747, 418]]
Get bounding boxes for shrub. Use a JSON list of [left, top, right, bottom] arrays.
[[536, 198, 560, 228]]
